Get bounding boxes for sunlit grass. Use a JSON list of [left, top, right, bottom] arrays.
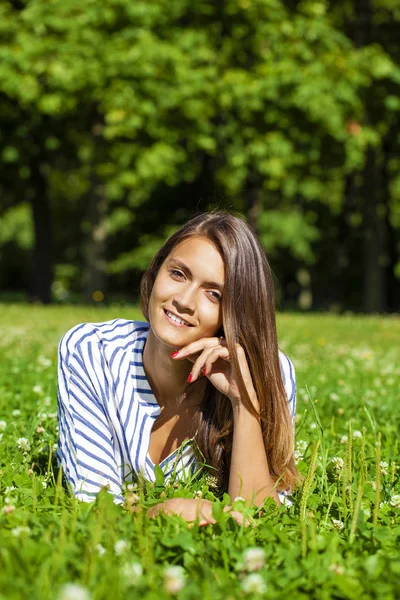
[[0, 305, 399, 599]]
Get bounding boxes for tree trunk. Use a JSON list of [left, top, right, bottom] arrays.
[[352, 0, 387, 312], [30, 162, 53, 304], [382, 127, 400, 311], [84, 174, 107, 303], [362, 147, 386, 312]]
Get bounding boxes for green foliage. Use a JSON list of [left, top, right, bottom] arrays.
[[0, 0, 400, 307], [0, 204, 33, 250], [0, 306, 399, 598]]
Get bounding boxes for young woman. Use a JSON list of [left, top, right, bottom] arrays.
[[57, 212, 298, 524]]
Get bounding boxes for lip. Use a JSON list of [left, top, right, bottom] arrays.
[[163, 309, 194, 328]]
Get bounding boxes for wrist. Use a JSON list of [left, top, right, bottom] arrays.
[[230, 390, 260, 419]]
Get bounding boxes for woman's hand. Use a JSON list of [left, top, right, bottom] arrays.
[[172, 337, 258, 410], [146, 498, 246, 526]]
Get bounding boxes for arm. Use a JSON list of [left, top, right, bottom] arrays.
[[228, 390, 280, 506], [57, 325, 124, 503], [171, 339, 282, 507], [147, 498, 246, 526]]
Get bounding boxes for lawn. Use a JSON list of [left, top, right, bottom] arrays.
[[0, 305, 399, 599]]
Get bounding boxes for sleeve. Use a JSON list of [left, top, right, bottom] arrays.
[[56, 325, 124, 504], [278, 352, 296, 506], [279, 351, 297, 420]]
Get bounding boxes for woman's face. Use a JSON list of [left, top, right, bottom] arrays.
[[148, 236, 225, 349]]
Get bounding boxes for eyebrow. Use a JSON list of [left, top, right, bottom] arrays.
[[167, 258, 224, 292]]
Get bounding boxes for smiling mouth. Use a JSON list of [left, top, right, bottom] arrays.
[[164, 309, 193, 327]]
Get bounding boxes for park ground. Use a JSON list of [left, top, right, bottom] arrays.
[[0, 305, 399, 599]]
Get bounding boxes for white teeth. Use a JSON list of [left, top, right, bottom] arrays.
[[166, 311, 190, 326]]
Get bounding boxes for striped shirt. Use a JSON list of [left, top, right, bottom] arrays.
[[57, 318, 296, 504]]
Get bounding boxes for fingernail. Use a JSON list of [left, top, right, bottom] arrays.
[[170, 351, 179, 358], [201, 367, 207, 376], [187, 373, 193, 383]]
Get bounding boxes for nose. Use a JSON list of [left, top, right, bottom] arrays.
[[172, 283, 196, 315]]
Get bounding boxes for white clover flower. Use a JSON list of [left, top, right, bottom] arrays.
[[5, 486, 16, 493], [380, 461, 389, 476], [33, 385, 43, 395], [390, 494, 400, 508], [294, 449, 303, 462], [309, 422, 317, 430], [368, 480, 377, 491], [52, 443, 58, 452], [163, 565, 186, 594], [242, 547, 266, 572], [42, 481, 47, 489], [123, 561, 143, 586], [233, 496, 246, 503], [12, 409, 21, 417], [332, 519, 345, 530], [241, 573, 266, 595], [44, 397, 52, 406], [296, 440, 308, 453], [379, 501, 388, 508], [48, 412, 57, 419], [194, 490, 203, 498], [11, 526, 31, 537], [2, 505, 15, 514], [205, 474, 218, 488], [114, 539, 128, 555], [36, 426, 45, 434], [331, 457, 344, 471], [329, 393, 339, 401], [96, 544, 106, 556], [328, 563, 344, 575], [17, 438, 31, 452], [0, 420, 7, 432], [126, 492, 140, 505], [353, 430, 362, 439], [57, 583, 91, 600], [37, 356, 52, 368], [340, 435, 348, 445], [126, 483, 137, 492]]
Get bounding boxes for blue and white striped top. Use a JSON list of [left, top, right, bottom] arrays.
[[57, 318, 296, 504]]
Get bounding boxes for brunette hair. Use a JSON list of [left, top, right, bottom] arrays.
[[140, 211, 299, 492]]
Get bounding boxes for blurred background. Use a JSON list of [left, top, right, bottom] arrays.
[[0, 0, 399, 312]]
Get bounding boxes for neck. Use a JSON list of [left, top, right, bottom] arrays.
[[143, 328, 206, 410]]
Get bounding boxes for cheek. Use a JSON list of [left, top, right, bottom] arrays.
[[199, 299, 222, 330], [151, 275, 175, 302], [149, 273, 176, 313]]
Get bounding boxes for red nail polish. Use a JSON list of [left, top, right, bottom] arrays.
[[187, 373, 193, 383], [202, 367, 207, 376], [170, 351, 179, 358]]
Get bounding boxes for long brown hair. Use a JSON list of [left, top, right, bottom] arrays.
[[140, 211, 299, 492]]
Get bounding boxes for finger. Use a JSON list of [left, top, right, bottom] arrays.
[[188, 346, 219, 382], [203, 346, 231, 376], [189, 346, 231, 382], [171, 337, 222, 360]]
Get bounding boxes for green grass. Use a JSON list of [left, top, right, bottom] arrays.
[[0, 305, 399, 599]]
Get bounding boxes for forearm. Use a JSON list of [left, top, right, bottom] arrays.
[[146, 498, 245, 526], [228, 396, 280, 506]]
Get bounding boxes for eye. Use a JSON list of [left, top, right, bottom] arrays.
[[170, 269, 185, 280], [208, 290, 222, 302]]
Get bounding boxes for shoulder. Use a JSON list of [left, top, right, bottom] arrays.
[[278, 350, 296, 408], [278, 350, 295, 381], [59, 319, 150, 364]]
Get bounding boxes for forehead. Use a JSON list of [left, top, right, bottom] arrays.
[[167, 237, 225, 283]]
